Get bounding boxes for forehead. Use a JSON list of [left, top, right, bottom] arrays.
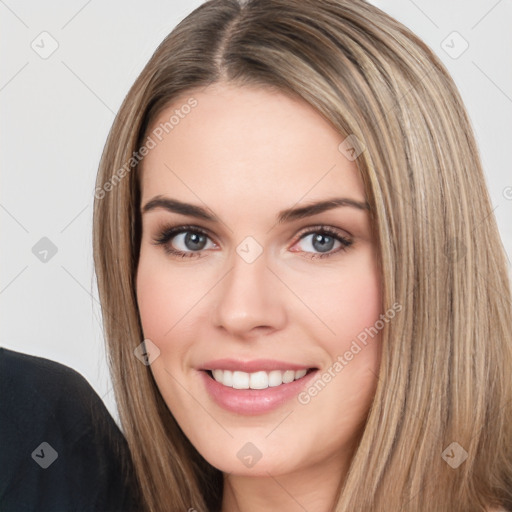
[[139, 83, 366, 210]]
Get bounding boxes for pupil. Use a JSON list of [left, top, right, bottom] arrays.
[[313, 233, 334, 253], [185, 232, 206, 251]]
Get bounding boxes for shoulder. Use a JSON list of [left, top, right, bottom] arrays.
[[0, 344, 90, 382], [0, 347, 140, 511], [0, 345, 93, 399], [0, 346, 108, 435]]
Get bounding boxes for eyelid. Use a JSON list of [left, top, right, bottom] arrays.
[[289, 225, 353, 259], [152, 223, 351, 242], [151, 224, 217, 250], [151, 222, 353, 258], [294, 224, 352, 242]]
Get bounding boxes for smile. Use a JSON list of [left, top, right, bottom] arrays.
[[207, 368, 312, 389], [199, 358, 319, 414]]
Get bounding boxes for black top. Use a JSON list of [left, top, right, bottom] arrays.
[[0, 347, 142, 512]]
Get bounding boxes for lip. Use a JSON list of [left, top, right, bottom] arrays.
[[200, 358, 313, 373], [199, 364, 318, 415]]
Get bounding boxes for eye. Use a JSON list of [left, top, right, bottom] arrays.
[[290, 226, 353, 259], [151, 224, 353, 260], [151, 224, 216, 258]]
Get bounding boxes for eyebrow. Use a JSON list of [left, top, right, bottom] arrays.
[[141, 195, 370, 224]]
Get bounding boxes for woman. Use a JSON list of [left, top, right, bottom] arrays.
[[92, 0, 512, 510]]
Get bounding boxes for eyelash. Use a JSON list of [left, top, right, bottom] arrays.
[[151, 224, 353, 260]]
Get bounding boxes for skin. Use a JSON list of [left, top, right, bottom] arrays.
[[135, 82, 383, 512]]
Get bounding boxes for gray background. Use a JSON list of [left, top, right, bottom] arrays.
[[1, 0, 511, 428]]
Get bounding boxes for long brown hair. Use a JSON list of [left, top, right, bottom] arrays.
[[93, 1, 512, 510]]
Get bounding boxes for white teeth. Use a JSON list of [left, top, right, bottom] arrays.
[[282, 370, 295, 383], [249, 371, 268, 389], [223, 370, 233, 387], [232, 370, 249, 389], [210, 368, 310, 389], [268, 370, 283, 387], [295, 369, 307, 379]]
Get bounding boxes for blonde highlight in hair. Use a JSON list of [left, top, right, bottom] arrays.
[[93, 1, 512, 510]]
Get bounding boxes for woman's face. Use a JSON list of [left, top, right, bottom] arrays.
[[136, 83, 382, 478]]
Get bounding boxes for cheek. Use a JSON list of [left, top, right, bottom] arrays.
[[338, 268, 382, 338], [135, 259, 191, 403], [135, 253, 196, 342], [293, 250, 382, 345], [136, 246, 382, 351], [136, 265, 169, 340]]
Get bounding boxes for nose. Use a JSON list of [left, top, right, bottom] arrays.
[[212, 246, 287, 339]]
